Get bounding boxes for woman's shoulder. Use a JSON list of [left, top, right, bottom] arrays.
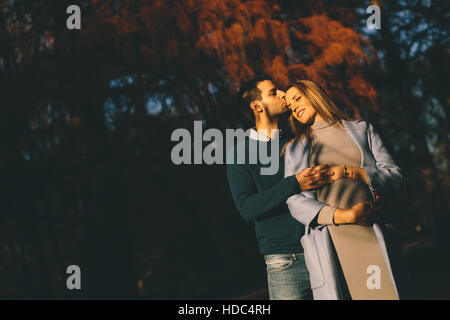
[[283, 137, 307, 157]]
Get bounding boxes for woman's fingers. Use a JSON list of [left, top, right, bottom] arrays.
[[351, 196, 383, 225]]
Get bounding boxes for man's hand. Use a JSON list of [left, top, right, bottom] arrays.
[[295, 164, 333, 191], [349, 194, 382, 225]]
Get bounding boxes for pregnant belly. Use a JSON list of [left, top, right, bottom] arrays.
[[316, 179, 373, 209]]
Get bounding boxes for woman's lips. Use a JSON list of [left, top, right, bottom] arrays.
[[296, 108, 305, 118]]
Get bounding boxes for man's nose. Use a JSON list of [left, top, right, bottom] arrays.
[[277, 90, 286, 102]]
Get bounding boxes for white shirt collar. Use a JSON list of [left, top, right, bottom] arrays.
[[249, 128, 282, 142]]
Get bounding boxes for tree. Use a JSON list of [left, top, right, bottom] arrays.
[[2, 0, 447, 298], [357, 0, 449, 241]]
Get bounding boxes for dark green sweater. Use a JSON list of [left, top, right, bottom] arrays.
[[226, 134, 305, 255]]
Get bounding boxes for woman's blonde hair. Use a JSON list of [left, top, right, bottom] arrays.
[[281, 80, 352, 156]]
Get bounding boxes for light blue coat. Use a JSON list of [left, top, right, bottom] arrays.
[[284, 119, 403, 300]]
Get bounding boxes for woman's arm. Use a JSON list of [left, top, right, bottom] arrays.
[[318, 206, 353, 225], [328, 123, 402, 192], [316, 196, 382, 226], [288, 193, 379, 226], [284, 143, 332, 226], [364, 123, 402, 191], [285, 144, 363, 227]]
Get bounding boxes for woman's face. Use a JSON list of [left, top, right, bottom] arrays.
[[285, 87, 317, 124]]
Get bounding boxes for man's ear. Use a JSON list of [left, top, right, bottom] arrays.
[[250, 101, 263, 113]]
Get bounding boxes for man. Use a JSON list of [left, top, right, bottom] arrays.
[[226, 76, 332, 300]]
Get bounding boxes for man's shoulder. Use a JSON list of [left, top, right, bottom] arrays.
[[226, 136, 250, 165]]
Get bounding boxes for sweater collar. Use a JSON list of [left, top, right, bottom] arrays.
[[310, 119, 335, 130], [249, 127, 282, 142]]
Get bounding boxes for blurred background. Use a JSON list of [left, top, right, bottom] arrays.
[[1, 0, 449, 299]]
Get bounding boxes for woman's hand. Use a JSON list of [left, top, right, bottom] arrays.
[[329, 165, 345, 182], [329, 165, 370, 185], [333, 194, 381, 225], [349, 194, 382, 225]]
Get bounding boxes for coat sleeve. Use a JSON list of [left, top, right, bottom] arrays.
[[364, 123, 403, 193], [284, 142, 329, 227]]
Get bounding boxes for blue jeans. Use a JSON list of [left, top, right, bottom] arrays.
[[264, 253, 312, 300]]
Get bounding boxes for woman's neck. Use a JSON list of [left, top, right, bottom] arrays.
[[313, 113, 324, 123]]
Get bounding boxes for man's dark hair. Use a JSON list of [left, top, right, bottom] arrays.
[[237, 75, 272, 121]]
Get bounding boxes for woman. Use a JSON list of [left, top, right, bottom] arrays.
[[283, 80, 403, 300]]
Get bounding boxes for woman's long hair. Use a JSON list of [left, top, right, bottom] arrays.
[[281, 80, 352, 156]]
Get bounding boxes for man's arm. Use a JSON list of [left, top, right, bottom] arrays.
[[226, 163, 300, 222], [226, 164, 332, 222]]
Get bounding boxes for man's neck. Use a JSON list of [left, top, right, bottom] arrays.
[[255, 117, 279, 140]]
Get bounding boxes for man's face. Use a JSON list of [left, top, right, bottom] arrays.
[[256, 80, 288, 118]]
